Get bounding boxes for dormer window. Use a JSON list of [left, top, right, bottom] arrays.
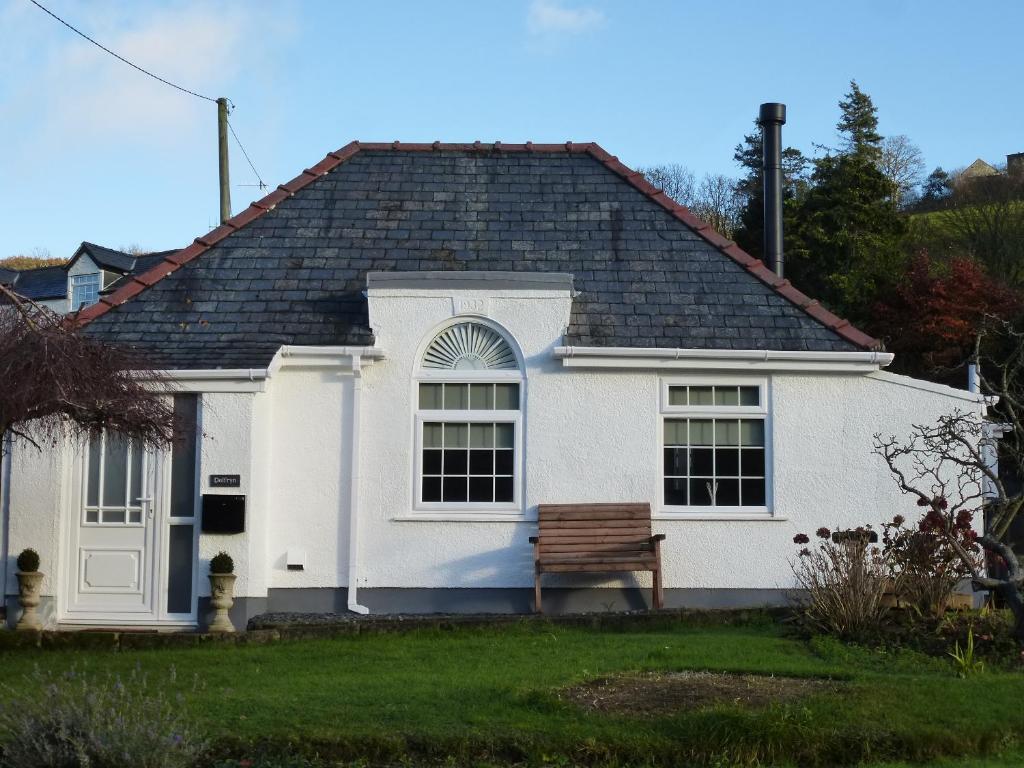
[[70, 273, 101, 311]]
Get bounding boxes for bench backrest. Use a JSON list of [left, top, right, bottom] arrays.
[[536, 503, 653, 556]]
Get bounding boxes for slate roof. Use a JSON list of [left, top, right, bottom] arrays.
[[77, 142, 879, 370], [73, 242, 138, 273], [13, 265, 68, 300], [6, 245, 175, 304]]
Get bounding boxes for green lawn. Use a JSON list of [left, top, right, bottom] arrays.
[[1, 616, 1022, 767]]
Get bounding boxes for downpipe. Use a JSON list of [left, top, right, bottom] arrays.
[[347, 355, 369, 615]]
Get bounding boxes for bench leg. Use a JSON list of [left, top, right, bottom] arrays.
[[534, 570, 543, 614], [652, 568, 664, 610]]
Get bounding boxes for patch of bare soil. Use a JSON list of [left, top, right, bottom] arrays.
[[559, 670, 840, 717]]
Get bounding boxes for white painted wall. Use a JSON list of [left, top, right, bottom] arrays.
[[2, 284, 987, 616]]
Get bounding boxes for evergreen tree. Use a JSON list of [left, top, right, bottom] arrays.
[[918, 167, 953, 209], [787, 82, 906, 322], [836, 80, 883, 159]]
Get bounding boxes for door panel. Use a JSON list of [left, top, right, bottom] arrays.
[[66, 434, 159, 618]]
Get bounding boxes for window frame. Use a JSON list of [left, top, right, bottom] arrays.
[[658, 376, 773, 518], [412, 368, 525, 517], [70, 272, 102, 311]]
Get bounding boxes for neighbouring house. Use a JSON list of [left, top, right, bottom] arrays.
[[0, 242, 173, 313], [1, 141, 985, 630]]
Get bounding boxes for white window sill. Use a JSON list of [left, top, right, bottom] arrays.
[[655, 510, 786, 521], [394, 512, 529, 522]]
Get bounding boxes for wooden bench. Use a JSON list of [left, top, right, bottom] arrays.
[[529, 503, 665, 613]]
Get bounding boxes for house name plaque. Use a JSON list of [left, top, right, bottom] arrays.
[[209, 474, 241, 488]]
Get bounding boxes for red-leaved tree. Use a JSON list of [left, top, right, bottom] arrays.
[[0, 283, 175, 454], [871, 251, 1020, 379]]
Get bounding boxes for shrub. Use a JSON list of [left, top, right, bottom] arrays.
[[15, 549, 39, 573], [210, 552, 234, 575], [0, 665, 207, 768], [881, 512, 980, 616], [790, 526, 894, 639]]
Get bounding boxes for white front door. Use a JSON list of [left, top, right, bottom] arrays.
[[64, 433, 164, 622]]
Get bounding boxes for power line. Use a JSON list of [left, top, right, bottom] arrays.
[[27, 0, 217, 103], [28, 0, 268, 192], [228, 118, 267, 191]]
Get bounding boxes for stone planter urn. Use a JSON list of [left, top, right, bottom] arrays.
[[15, 571, 44, 632], [208, 551, 237, 633]]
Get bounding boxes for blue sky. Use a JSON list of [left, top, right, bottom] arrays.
[[1, 0, 1021, 258]]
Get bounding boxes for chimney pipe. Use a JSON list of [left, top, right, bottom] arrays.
[[758, 102, 786, 278]]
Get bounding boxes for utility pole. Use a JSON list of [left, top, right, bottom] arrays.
[[217, 97, 231, 224]]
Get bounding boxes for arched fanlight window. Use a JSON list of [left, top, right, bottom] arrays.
[[422, 322, 519, 371], [415, 321, 523, 512]]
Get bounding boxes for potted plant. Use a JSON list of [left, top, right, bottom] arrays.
[[208, 552, 236, 633], [14, 549, 43, 631]]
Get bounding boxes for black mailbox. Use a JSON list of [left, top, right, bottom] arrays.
[[201, 494, 246, 534]]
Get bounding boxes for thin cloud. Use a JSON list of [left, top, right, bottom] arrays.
[[528, 0, 605, 35], [2, 2, 290, 150]]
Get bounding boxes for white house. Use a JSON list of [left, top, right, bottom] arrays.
[[1, 141, 984, 630]]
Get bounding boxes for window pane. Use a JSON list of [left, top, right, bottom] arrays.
[[495, 449, 514, 475], [419, 383, 443, 409], [470, 423, 493, 448], [715, 420, 740, 446], [690, 479, 713, 506], [716, 479, 740, 506], [690, 386, 714, 405], [129, 443, 143, 506], [495, 423, 514, 449], [716, 448, 739, 476], [469, 384, 494, 410], [424, 423, 443, 448], [422, 477, 442, 502], [668, 386, 687, 406], [423, 450, 442, 475], [741, 420, 765, 446], [742, 478, 766, 506], [86, 435, 101, 507], [689, 420, 714, 446], [444, 423, 468, 448], [664, 447, 687, 476], [166, 524, 194, 613], [714, 386, 739, 406], [85, 509, 99, 523], [129, 509, 142, 524], [443, 450, 468, 475], [741, 448, 765, 477], [469, 450, 493, 475], [664, 420, 687, 446], [739, 386, 760, 406], [494, 476, 514, 502], [103, 508, 126, 524], [494, 383, 519, 410], [468, 477, 493, 502], [443, 384, 469, 410], [442, 477, 468, 502], [690, 448, 713, 476], [664, 478, 687, 506], [170, 394, 198, 518], [102, 434, 128, 507]]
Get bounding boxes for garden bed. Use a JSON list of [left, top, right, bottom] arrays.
[[559, 669, 841, 716]]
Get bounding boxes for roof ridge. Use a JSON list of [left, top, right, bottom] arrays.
[[72, 141, 879, 350]]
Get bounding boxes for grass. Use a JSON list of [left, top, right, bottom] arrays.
[[1, 615, 1022, 767]]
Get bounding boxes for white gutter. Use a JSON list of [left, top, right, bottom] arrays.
[[346, 355, 369, 615], [553, 346, 894, 373]]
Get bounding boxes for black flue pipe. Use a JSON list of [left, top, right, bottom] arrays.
[[758, 102, 786, 278]]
